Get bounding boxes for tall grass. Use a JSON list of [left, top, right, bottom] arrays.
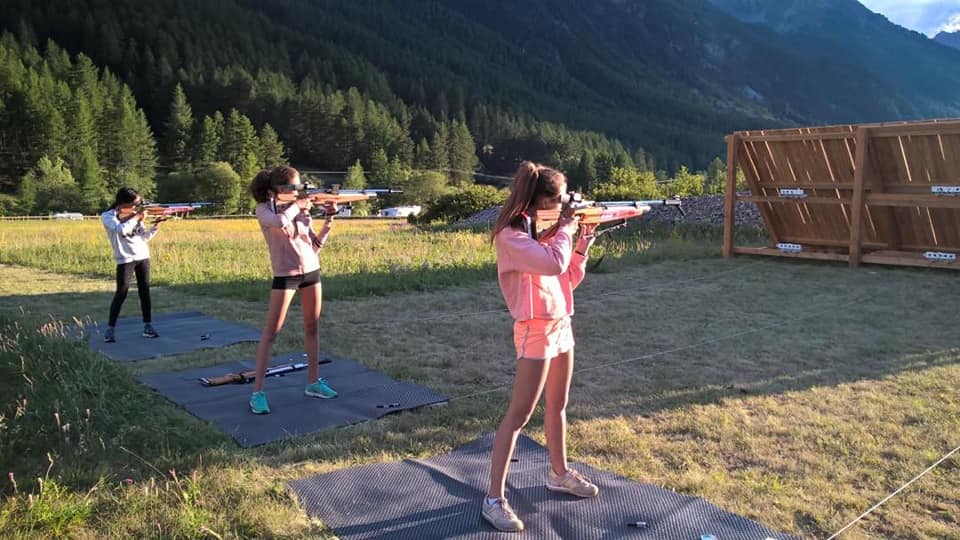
[[0, 315, 312, 539], [0, 218, 765, 300]]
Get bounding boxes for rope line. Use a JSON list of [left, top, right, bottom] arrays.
[[825, 443, 960, 539]]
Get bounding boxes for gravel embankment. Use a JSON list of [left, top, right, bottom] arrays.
[[454, 194, 762, 227]]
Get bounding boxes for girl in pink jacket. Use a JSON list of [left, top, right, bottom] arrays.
[[248, 166, 338, 415], [482, 161, 598, 533]]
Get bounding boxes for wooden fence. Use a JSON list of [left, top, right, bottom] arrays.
[[723, 118, 960, 269]]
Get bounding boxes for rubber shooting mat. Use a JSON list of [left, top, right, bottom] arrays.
[[288, 434, 798, 540], [87, 311, 261, 362], [138, 354, 448, 447]]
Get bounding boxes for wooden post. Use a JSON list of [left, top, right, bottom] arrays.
[[722, 134, 740, 258], [849, 127, 870, 268]]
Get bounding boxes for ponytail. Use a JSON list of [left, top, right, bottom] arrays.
[[490, 161, 565, 241]]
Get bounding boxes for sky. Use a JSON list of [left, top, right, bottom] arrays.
[[858, 0, 960, 36]]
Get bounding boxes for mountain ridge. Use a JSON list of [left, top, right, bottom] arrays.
[[3, 0, 960, 171]]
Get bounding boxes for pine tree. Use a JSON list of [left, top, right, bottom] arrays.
[[258, 123, 286, 168], [428, 123, 449, 179], [447, 120, 478, 186], [194, 112, 224, 165], [413, 138, 432, 169], [572, 151, 597, 192], [162, 83, 194, 172], [344, 159, 366, 189], [220, 109, 260, 185], [73, 146, 106, 213], [101, 88, 157, 197], [369, 148, 389, 186], [344, 159, 370, 215]]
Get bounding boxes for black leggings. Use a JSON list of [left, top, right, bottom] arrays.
[[108, 259, 152, 327]]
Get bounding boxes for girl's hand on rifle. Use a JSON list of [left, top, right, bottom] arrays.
[[324, 202, 338, 220], [295, 198, 313, 212], [559, 201, 578, 221], [579, 222, 598, 238]]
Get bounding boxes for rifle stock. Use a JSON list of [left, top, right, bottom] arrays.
[[534, 196, 682, 240], [124, 201, 214, 222], [198, 362, 308, 387], [275, 183, 402, 213]]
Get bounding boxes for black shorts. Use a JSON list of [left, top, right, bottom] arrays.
[[271, 269, 320, 290]]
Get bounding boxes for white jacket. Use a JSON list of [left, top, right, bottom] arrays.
[[100, 209, 159, 264]]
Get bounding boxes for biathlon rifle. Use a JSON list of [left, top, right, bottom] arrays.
[[198, 362, 308, 387], [534, 193, 684, 240], [127, 201, 215, 223], [275, 183, 402, 215]]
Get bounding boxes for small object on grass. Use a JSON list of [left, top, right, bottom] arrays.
[[377, 402, 401, 409], [701, 535, 717, 540], [200, 333, 210, 341], [626, 521, 647, 528]]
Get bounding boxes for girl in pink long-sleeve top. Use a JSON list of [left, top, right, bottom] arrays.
[[248, 166, 338, 415], [481, 161, 599, 533]]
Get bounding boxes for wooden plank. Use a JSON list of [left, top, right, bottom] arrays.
[[741, 141, 782, 244], [861, 251, 960, 269], [898, 241, 960, 252], [737, 132, 855, 142], [733, 118, 960, 141], [779, 236, 887, 249], [865, 136, 903, 249], [757, 182, 856, 190], [723, 134, 739, 258], [849, 127, 870, 268], [866, 194, 960, 209], [733, 246, 849, 262], [739, 196, 850, 205], [871, 124, 960, 138]]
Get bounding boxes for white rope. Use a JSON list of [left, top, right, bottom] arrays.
[[826, 443, 960, 539]]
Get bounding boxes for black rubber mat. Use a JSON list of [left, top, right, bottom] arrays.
[[289, 434, 798, 540], [138, 355, 448, 447], [87, 311, 261, 362]]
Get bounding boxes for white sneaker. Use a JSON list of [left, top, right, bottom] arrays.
[[546, 468, 599, 498], [481, 497, 524, 532]]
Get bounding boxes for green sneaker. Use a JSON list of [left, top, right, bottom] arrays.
[[305, 378, 338, 399], [249, 391, 270, 414]]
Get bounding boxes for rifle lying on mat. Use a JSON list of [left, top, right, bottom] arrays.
[[199, 362, 307, 387], [275, 182, 402, 215], [133, 201, 215, 223], [533, 193, 684, 240]]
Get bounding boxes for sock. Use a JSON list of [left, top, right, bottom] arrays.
[[485, 497, 499, 506]]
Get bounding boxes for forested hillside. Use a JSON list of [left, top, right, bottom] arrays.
[[1, 0, 958, 215]]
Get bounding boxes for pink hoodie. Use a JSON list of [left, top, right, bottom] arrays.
[[255, 201, 332, 276], [495, 218, 593, 321]]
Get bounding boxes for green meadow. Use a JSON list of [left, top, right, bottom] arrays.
[[0, 218, 957, 539]]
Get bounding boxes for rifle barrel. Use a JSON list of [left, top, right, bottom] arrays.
[[599, 198, 681, 207]]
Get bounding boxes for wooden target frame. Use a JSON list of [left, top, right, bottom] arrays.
[[723, 118, 960, 269]]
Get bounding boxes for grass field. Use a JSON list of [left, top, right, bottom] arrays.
[[0, 218, 957, 539]]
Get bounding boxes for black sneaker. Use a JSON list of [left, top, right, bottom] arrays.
[[142, 324, 159, 338], [103, 327, 116, 343]]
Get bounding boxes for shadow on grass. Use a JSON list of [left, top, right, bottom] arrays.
[[2, 254, 957, 498]]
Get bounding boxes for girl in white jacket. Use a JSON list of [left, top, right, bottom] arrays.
[[100, 187, 161, 343]]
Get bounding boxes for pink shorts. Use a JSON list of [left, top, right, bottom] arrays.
[[513, 317, 574, 360]]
